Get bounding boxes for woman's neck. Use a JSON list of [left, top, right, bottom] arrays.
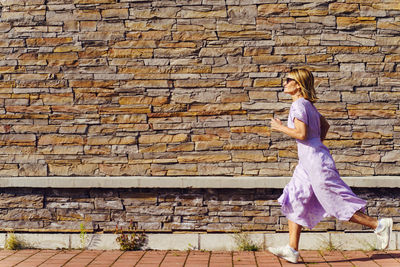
[[292, 94, 304, 102]]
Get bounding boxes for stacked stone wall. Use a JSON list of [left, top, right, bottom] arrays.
[[0, 187, 399, 233], [0, 0, 399, 176]]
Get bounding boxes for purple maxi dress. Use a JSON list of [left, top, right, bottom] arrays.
[[278, 98, 366, 229]]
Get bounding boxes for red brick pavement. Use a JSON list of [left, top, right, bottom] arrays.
[[0, 250, 398, 267]]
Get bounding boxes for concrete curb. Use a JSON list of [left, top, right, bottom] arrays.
[[0, 176, 399, 188], [1, 232, 398, 251]]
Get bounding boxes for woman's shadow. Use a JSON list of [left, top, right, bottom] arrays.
[[302, 252, 400, 264]]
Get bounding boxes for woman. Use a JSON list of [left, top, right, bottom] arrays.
[[268, 68, 392, 264]]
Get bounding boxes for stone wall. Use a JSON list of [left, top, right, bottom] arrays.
[[0, 0, 399, 176], [0, 187, 399, 233]]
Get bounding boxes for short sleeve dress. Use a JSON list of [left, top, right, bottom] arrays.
[[278, 98, 366, 229]]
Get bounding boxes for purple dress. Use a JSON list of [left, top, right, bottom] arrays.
[[278, 98, 366, 229]]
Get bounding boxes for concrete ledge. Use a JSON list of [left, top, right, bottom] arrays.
[[0, 176, 399, 188], [1, 232, 399, 250]]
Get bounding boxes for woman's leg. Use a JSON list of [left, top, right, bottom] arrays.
[[268, 219, 301, 263], [349, 211, 378, 229], [350, 211, 393, 250], [288, 220, 302, 251]]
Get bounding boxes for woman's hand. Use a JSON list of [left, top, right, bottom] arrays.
[[270, 118, 307, 140], [270, 118, 283, 132]]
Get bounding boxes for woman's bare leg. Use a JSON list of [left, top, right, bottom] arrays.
[[288, 220, 302, 251], [349, 211, 378, 229]]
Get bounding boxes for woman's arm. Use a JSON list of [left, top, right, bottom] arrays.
[[270, 118, 307, 140], [320, 115, 330, 141]]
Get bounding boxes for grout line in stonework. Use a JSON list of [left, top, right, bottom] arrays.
[[362, 250, 380, 267], [109, 250, 126, 267], [36, 250, 61, 267], [181, 250, 190, 267], [86, 250, 104, 267], [0, 248, 18, 264], [253, 251, 259, 267], [253, 251, 260, 267], [276, 255, 283, 267], [389, 249, 400, 264], [60, 249, 85, 267], [316, 250, 334, 267], [339, 250, 357, 267], [11, 249, 42, 267], [133, 250, 147, 267], [157, 250, 169, 267], [184, 250, 194, 267]]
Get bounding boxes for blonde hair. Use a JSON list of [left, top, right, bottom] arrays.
[[289, 68, 318, 103]]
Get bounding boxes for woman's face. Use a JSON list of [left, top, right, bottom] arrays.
[[283, 75, 300, 96]]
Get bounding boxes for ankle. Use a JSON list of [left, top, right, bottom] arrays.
[[287, 245, 298, 253], [374, 219, 382, 232]]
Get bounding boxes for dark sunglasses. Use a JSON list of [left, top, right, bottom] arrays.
[[286, 78, 295, 84]]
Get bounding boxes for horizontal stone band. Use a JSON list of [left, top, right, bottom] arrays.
[[0, 176, 399, 188]]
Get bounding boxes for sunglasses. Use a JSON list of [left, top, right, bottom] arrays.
[[286, 78, 295, 84]]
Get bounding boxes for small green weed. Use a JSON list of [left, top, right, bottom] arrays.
[[319, 238, 341, 252], [5, 232, 23, 250], [115, 221, 146, 251], [233, 232, 262, 251], [187, 243, 197, 251], [80, 223, 88, 250]]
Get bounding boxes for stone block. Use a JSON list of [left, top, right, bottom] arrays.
[[372, 3, 400, 11], [146, 234, 198, 250], [15, 233, 69, 249], [329, 3, 359, 15], [381, 151, 400, 162], [94, 199, 123, 210], [330, 232, 396, 250], [99, 164, 150, 176], [337, 17, 376, 30], [26, 37, 73, 47], [398, 232, 400, 250], [48, 164, 99, 176], [0, 194, 43, 208], [139, 134, 188, 144], [199, 48, 242, 57], [253, 78, 281, 87], [0, 134, 36, 146], [265, 232, 329, 250], [177, 152, 231, 163], [71, 233, 119, 250], [74, 9, 101, 20], [87, 136, 136, 145], [361, 6, 387, 17], [258, 4, 288, 16], [232, 150, 267, 162], [108, 48, 153, 59], [200, 233, 263, 251], [227, 6, 257, 24], [177, 9, 226, 19], [102, 9, 129, 19], [38, 135, 84, 146], [195, 141, 224, 151], [0, 234, 5, 249]]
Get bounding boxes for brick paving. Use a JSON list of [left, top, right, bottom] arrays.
[[0, 250, 398, 267]]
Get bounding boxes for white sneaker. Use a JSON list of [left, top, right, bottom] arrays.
[[268, 245, 299, 263], [375, 218, 393, 250]]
